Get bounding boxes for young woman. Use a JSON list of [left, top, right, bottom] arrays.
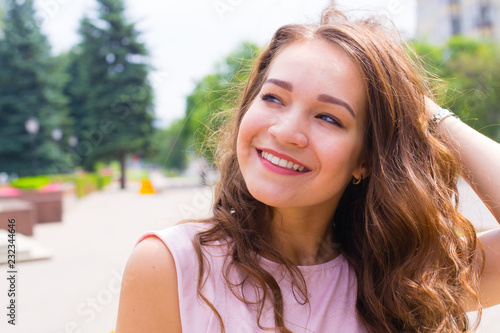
[[115, 7, 500, 333]]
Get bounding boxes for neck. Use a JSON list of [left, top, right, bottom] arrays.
[[268, 206, 339, 266]]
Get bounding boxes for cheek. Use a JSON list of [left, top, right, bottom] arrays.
[[318, 136, 364, 173], [237, 107, 265, 150], [236, 112, 257, 163], [236, 115, 250, 154], [349, 133, 366, 167]]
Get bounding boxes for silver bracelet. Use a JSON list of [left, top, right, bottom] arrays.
[[429, 108, 458, 132]]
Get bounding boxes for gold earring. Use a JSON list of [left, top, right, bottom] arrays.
[[353, 175, 363, 185]]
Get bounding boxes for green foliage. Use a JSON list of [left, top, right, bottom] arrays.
[[73, 173, 112, 197], [47, 173, 75, 183], [145, 41, 259, 171], [62, 0, 155, 188], [126, 168, 149, 181], [11, 176, 51, 189], [409, 37, 500, 141], [10, 172, 111, 196], [0, 0, 70, 176], [73, 174, 98, 198], [147, 118, 190, 170], [96, 174, 113, 190], [184, 42, 260, 164], [0, 3, 6, 33]]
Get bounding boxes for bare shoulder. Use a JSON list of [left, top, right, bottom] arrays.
[[476, 229, 500, 309], [116, 236, 181, 333]]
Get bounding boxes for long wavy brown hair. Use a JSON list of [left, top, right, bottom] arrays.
[[192, 7, 483, 333]]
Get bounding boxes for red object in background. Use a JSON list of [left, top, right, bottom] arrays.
[[0, 185, 63, 224], [39, 182, 62, 193], [99, 167, 113, 176], [0, 186, 22, 197]]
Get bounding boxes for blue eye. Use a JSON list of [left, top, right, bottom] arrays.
[[316, 114, 343, 127], [261, 93, 282, 104]]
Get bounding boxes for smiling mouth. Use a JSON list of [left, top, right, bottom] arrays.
[[257, 149, 310, 172]]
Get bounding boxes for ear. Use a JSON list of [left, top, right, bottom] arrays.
[[352, 161, 370, 180]]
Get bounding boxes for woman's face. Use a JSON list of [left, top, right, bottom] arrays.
[[236, 39, 368, 214]]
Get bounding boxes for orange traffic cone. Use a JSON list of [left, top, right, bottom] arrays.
[[139, 179, 156, 194]]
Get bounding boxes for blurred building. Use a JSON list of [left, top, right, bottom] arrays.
[[417, 0, 500, 43]]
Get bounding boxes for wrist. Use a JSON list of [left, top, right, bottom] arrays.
[[429, 108, 459, 133]]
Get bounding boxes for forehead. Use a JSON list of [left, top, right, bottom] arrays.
[[264, 39, 367, 116]]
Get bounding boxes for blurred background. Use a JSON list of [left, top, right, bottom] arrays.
[[0, 0, 499, 332]]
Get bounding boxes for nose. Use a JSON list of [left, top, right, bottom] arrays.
[[268, 110, 308, 148]]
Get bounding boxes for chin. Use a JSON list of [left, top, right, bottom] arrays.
[[246, 184, 301, 208]]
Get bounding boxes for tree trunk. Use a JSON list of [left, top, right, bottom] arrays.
[[119, 152, 126, 189]]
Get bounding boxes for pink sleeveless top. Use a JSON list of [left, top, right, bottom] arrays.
[[137, 222, 368, 333]]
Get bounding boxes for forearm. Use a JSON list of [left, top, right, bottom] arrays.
[[436, 116, 500, 223]]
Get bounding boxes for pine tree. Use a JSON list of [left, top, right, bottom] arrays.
[[0, 0, 69, 176], [66, 0, 154, 189]]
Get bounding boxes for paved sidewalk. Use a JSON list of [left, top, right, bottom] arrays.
[[0, 176, 498, 332], [0, 177, 214, 333]]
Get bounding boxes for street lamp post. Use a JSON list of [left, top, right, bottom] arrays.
[[25, 117, 40, 175], [52, 128, 63, 160]]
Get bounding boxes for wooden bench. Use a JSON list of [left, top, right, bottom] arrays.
[[20, 190, 63, 223], [0, 199, 37, 236]]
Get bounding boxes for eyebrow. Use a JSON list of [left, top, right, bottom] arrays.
[[264, 78, 293, 92], [264, 78, 356, 119], [317, 94, 356, 119]]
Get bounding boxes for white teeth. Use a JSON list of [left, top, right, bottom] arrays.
[[260, 150, 307, 172]]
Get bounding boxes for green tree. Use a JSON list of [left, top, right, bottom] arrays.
[[147, 42, 259, 172], [184, 42, 259, 164], [0, 2, 6, 33], [0, 0, 69, 176], [410, 37, 500, 141], [147, 118, 190, 171], [442, 37, 500, 141], [66, 0, 155, 188]]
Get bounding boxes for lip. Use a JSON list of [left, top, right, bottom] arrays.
[[256, 148, 312, 175]]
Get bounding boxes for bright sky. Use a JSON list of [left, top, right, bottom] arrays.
[[33, 0, 416, 128]]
